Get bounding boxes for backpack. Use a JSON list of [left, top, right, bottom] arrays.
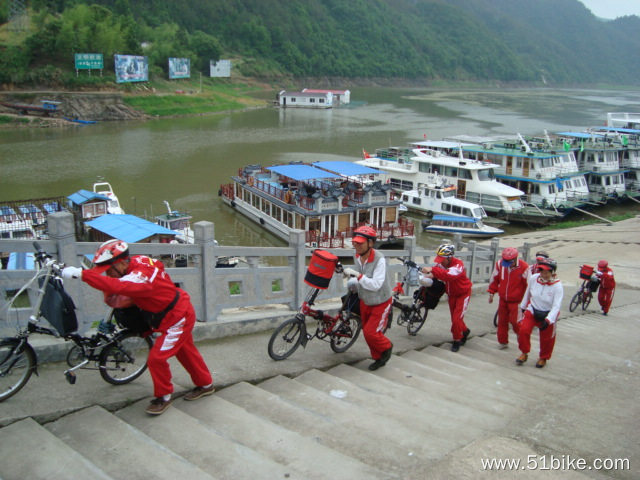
[[414, 278, 446, 310]]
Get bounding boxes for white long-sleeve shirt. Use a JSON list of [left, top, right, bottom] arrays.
[[519, 273, 564, 323]]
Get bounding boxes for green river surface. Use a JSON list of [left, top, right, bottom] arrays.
[[2, 86, 640, 249]]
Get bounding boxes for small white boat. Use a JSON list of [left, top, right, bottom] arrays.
[[92, 181, 125, 215], [422, 214, 504, 238], [399, 178, 488, 220]]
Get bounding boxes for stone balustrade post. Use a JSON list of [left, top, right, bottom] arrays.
[[289, 229, 306, 310], [194, 221, 216, 322]]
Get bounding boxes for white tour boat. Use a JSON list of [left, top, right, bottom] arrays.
[[219, 161, 414, 249], [398, 176, 488, 220], [422, 214, 504, 238], [357, 142, 525, 216]]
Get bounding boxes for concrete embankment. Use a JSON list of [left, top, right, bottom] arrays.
[[0, 216, 638, 479]]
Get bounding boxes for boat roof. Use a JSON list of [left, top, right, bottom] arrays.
[[312, 161, 381, 176], [555, 132, 604, 139], [461, 144, 570, 159], [592, 126, 640, 135], [0, 205, 17, 216], [266, 164, 341, 181], [18, 204, 41, 214], [67, 189, 110, 205], [411, 140, 473, 149], [85, 214, 178, 243], [432, 214, 477, 223]]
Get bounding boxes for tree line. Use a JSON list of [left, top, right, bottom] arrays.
[[1, 0, 639, 87]]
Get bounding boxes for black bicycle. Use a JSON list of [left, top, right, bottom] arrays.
[[390, 259, 445, 336], [0, 243, 153, 402], [569, 278, 599, 312]]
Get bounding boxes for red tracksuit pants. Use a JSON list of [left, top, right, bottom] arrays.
[[598, 288, 614, 314], [147, 302, 212, 397], [448, 294, 470, 341], [517, 310, 557, 360], [360, 298, 393, 360], [496, 298, 520, 345]]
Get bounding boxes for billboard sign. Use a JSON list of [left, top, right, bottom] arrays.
[[114, 54, 149, 83], [210, 59, 231, 77], [169, 57, 191, 79], [75, 53, 103, 70]]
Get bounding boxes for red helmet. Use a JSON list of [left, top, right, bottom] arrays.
[[353, 225, 377, 244], [92, 239, 129, 272], [537, 258, 557, 272], [502, 247, 518, 261], [597, 259, 608, 269]]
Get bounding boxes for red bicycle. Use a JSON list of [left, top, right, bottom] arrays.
[[267, 251, 362, 360]]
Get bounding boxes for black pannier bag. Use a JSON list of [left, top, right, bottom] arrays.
[[113, 306, 151, 333], [415, 278, 446, 310], [38, 277, 78, 336]]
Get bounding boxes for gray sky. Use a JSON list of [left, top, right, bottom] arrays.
[[578, 0, 640, 19]]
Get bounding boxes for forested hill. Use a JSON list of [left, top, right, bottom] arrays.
[[2, 0, 640, 86]]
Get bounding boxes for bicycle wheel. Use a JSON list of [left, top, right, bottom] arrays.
[[406, 304, 428, 336], [99, 331, 152, 385], [66, 344, 86, 368], [268, 318, 303, 360], [0, 338, 36, 402], [330, 314, 362, 353], [569, 290, 581, 312], [582, 292, 592, 310]]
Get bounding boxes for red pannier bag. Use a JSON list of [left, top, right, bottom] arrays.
[[579, 264, 594, 280], [304, 249, 338, 289]]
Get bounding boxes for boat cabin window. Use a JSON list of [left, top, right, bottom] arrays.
[[412, 197, 421, 205], [444, 166, 458, 177], [442, 189, 455, 197], [473, 207, 484, 218], [477, 169, 495, 181]]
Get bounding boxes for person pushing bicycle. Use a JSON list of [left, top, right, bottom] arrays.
[[342, 226, 393, 371], [595, 259, 615, 315], [62, 239, 214, 415]]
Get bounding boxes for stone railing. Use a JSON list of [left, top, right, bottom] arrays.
[[0, 212, 505, 334]]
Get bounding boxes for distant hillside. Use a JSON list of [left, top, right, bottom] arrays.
[[1, 0, 639, 86]]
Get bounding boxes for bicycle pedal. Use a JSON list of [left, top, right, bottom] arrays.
[[65, 371, 77, 385]]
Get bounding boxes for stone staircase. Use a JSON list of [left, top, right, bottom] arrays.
[[1, 304, 638, 480]]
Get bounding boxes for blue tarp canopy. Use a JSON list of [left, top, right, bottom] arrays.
[[593, 126, 640, 135], [85, 214, 177, 243], [556, 132, 603, 139], [67, 189, 110, 205], [266, 164, 340, 181], [312, 161, 381, 176], [7, 252, 35, 270]]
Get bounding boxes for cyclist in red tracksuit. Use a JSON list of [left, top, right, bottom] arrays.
[[595, 259, 615, 315], [421, 244, 472, 352], [63, 239, 213, 415], [487, 247, 529, 349]]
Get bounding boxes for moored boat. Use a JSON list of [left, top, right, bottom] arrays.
[[422, 214, 504, 238], [219, 161, 414, 249], [92, 180, 125, 215]]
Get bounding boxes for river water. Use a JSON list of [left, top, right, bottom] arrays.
[[2, 86, 639, 248]]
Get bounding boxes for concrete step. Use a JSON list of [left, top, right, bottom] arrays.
[[259, 374, 446, 462], [401, 349, 564, 401], [203, 383, 391, 480], [327, 363, 495, 433], [373, 354, 526, 410], [116, 399, 297, 480], [293, 368, 468, 453], [217, 379, 427, 478], [175, 390, 388, 480], [358, 357, 517, 418], [0, 417, 113, 480], [44, 406, 215, 480]]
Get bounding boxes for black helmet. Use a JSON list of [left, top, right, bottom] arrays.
[[537, 258, 557, 272]]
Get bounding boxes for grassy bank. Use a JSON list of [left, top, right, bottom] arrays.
[[122, 77, 270, 117]]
